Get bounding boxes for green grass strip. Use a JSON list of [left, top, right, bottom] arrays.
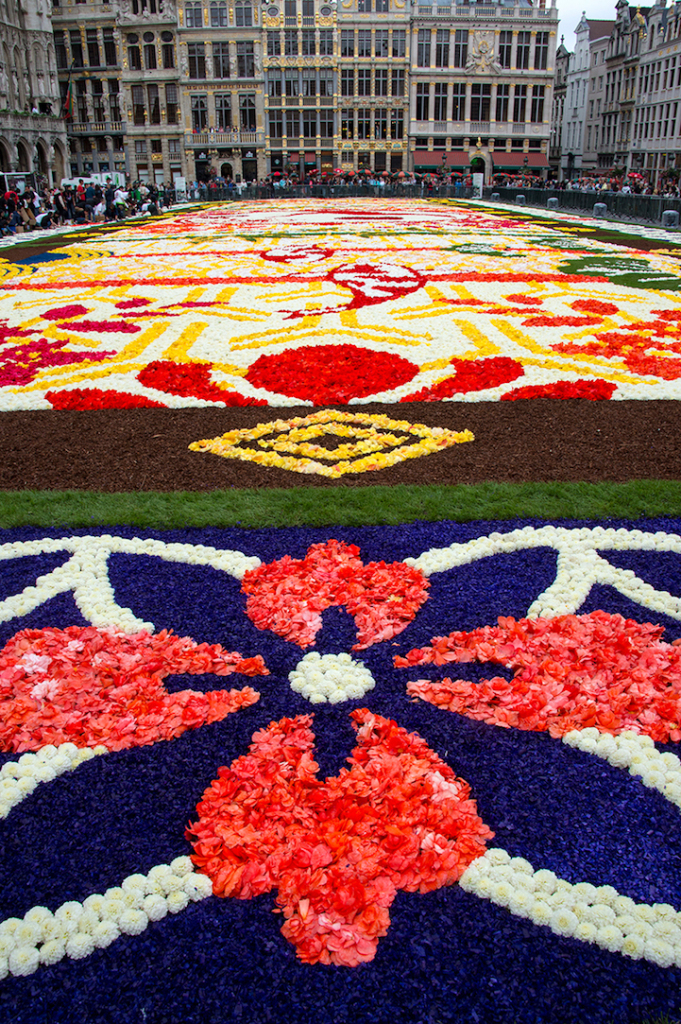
[[1, 480, 680, 528]]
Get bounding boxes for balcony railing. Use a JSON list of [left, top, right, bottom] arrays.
[[187, 130, 265, 146], [470, 120, 490, 131], [68, 120, 125, 134]]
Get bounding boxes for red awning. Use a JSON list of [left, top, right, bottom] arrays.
[[492, 152, 549, 168], [412, 151, 470, 168]]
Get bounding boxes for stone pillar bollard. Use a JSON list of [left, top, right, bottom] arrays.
[[662, 209, 680, 228], [491, 192, 500, 201], [593, 203, 607, 218], [516, 195, 525, 205], [547, 197, 558, 210]]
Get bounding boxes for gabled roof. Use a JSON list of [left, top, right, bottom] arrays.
[[588, 19, 615, 39]]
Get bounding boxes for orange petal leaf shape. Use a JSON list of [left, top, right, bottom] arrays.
[[187, 709, 492, 967], [0, 626, 265, 752], [398, 610, 681, 742]]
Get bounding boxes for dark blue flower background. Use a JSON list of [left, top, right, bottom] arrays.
[[0, 516, 681, 1024]]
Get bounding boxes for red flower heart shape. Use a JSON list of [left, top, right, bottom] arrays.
[[241, 539, 429, 649], [188, 709, 493, 966]]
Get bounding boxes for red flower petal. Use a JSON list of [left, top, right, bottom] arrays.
[[501, 379, 616, 401], [246, 344, 418, 404], [188, 710, 492, 966]]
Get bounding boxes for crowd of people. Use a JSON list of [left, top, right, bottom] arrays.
[[491, 171, 681, 195], [0, 179, 175, 237]]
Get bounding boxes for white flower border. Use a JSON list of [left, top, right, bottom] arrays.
[[1, 526, 680, 634], [0, 744, 212, 979], [459, 730, 681, 969]]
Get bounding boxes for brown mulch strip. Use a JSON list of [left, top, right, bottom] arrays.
[[0, 400, 679, 492]]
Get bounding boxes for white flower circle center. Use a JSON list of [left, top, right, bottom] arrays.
[[288, 652, 376, 704]]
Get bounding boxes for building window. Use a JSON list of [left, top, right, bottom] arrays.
[[128, 44, 141, 70], [151, 139, 163, 154], [376, 0, 388, 10], [210, 1, 227, 25], [357, 68, 371, 95], [185, 3, 202, 27], [435, 29, 449, 68], [54, 30, 68, 69], [165, 83, 179, 123], [302, 29, 315, 55], [168, 139, 181, 156], [70, 30, 84, 67], [216, 93, 232, 128], [108, 79, 121, 121], [392, 29, 405, 58], [390, 109, 403, 138], [341, 30, 354, 57], [391, 67, 405, 96], [284, 0, 296, 17], [235, 2, 253, 26], [470, 82, 490, 120], [495, 82, 509, 122], [87, 29, 101, 67], [237, 41, 254, 77], [341, 107, 354, 139], [498, 30, 512, 69], [375, 107, 387, 138], [513, 83, 527, 122], [269, 110, 283, 137], [303, 68, 316, 95], [148, 83, 160, 123], [319, 30, 333, 56], [302, 110, 316, 137], [416, 82, 429, 120], [453, 29, 468, 68], [268, 31, 281, 56], [530, 84, 545, 122], [132, 83, 146, 125], [162, 42, 175, 68], [375, 29, 388, 57], [451, 81, 465, 120], [285, 68, 299, 96], [286, 109, 300, 135], [417, 29, 431, 67], [357, 29, 371, 57], [135, 140, 147, 155], [144, 43, 157, 69], [92, 78, 105, 122], [358, 0, 371, 10], [516, 31, 530, 70], [357, 107, 370, 138], [268, 70, 282, 96], [284, 30, 298, 55], [191, 93, 207, 130], [433, 82, 448, 120], [534, 31, 548, 71], [319, 109, 334, 136], [213, 42, 230, 78], [375, 68, 388, 96], [319, 68, 333, 96], [341, 68, 353, 96], [188, 42, 206, 78]]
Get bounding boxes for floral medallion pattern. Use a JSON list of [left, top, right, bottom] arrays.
[[2, 199, 681, 409], [1, 520, 681, 1022]]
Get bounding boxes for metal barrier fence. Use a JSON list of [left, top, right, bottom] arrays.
[[171, 184, 681, 227], [481, 186, 681, 225], [183, 183, 477, 202]]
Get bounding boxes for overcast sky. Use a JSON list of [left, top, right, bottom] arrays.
[[556, 0, 618, 48]]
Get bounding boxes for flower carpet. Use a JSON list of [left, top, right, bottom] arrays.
[[2, 199, 681, 1024]]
